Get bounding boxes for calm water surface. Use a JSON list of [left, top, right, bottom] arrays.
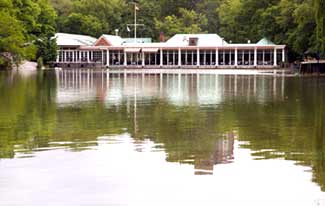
[[0, 69, 325, 206]]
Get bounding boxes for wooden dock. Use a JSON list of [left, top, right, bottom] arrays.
[[300, 60, 325, 74]]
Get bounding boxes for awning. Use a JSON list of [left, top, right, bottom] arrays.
[[124, 48, 141, 53], [142, 48, 159, 53]]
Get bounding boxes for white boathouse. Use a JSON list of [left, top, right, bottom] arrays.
[[54, 33, 286, 68]]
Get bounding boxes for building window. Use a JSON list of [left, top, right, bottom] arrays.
[[189, 38, 198, 46]]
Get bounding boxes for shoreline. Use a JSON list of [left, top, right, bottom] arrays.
[[18, 61, 37, 71], [55, 67, 296, 76]]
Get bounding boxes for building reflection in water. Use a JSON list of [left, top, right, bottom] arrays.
[[56, 69, 286, 175], [194, 133, 235, 175], [56, 69, 286, 106]]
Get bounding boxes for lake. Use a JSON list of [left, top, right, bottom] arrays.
[[0, 69, 324, 206]]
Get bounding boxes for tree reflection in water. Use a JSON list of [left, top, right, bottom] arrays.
[[0, 69, 324, 190]]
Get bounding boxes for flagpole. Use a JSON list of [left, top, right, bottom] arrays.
[[134, 3, 137, 43], [127, 2, 143, 43]]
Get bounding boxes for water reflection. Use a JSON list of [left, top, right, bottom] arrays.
[[56, 69, 286, 106], [0, 69, 325, 194]]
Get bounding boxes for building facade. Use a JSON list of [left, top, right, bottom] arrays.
[[54, 33, 286, 69]]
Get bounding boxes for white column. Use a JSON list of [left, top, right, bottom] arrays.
[[173, 51, 175, 65], [254, 47, 257, 67], [142, 51, 145, 67], [167, 51, 169, 65], [273, 48, 277, 66], [262, 50, 265, 65], [203, 50, 207, 66], [102, 50, 104, 66], [229, 50, 232, 65], [249, 50, 251, 65], [242, 50, 245, 66], [185, 51, 188, 65], [216, 48, 219, 67], [234, 48, 238, 66], [124, 51, 127, 66], [56, 50, 60, 62], [78, 50, 81, 63], [149, 53, 152, 65], [178, 48, 181, 67], [106, 49, 110, 66], [87, 51, 89, 63], [62, 51, 65, 62], [197, 48, 200, 67], [210, 50, 213, 65], [135, 53, 138, 65], [222, 50, 225, 65], [160, 48, 163, 67], [282, 48, 285, 62]]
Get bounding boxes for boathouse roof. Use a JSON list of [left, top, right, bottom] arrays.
[[166, 34, 227, 47], [54, 33, 97, 47], [54, 33, 285, 49], [95, 35, 124, 46], [123, 38, 152, 43], [257, 38, 275, 45]]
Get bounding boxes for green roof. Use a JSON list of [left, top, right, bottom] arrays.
[[123, 38, 152, 43], [257, 38, 275, 45]]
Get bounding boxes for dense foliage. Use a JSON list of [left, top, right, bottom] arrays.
[[50, 0, 324, 60], [0, 0, 324, 68], [0, 0, 57, 69]]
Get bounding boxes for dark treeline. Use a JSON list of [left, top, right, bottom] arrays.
[[0, 0, 324, 68]]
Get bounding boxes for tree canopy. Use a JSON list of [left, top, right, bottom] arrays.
[[0, 0, 57, 69], [1, 0, 325, 68], [50, 0, 323, 60]]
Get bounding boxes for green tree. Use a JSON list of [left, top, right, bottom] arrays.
[[72, 0, 127, 34], [35, 37, 57, 64], [314, 0, 325, 56], [196, 0, 223, 33], [120, 0, 161, 40], [217, 0, 245, 42], [155, 8, 208, 39], [61, 13, 103, 37], [0, 0, 58, 69], [158, 0, 200, 17], [35, 0, 58, 64], [0, 11, 34, 69], [13, 0, 41, 39]]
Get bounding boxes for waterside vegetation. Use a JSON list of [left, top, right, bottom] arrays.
[[0, 0, 324, 69]]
